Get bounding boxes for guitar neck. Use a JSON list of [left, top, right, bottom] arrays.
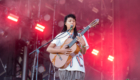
[[67, 26, 90, 48], [80, 26, 90, 35]]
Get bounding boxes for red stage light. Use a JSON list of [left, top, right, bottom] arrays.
[[108, 55, 114, 61], [35, 24, 45, 32], [7, 13, 19, 22], [92, 49, 99, 55]]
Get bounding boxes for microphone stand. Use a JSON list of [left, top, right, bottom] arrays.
[[29, 29, 72, 80], [31, 33, 40, 80], [48, 62, 52, 80]]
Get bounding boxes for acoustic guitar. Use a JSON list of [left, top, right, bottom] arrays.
[[49, 19, 99, 69]]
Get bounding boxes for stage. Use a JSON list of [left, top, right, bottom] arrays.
[[0, 0, 140, 80]]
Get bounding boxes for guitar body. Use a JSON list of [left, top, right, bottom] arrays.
[[49, 38, 80, 69]]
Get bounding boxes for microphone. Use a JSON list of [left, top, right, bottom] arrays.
[[70, 25, 73, 32]]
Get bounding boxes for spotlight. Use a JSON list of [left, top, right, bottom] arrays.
[[108, 55, 114, 61], [35, 24, 45, 32], [7, 13, 19, 22], [92, 49, 99, 55], [38, 65, 46, 73], [92, 7, 99, 13], [78, 0, 83, 3], [44, 14, 50, 21], [41, 40, 48, 47], [107, 15, 113, 21], [58, 21, 64, 27]]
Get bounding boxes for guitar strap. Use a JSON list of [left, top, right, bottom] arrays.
[[67, 32, 74, 39]]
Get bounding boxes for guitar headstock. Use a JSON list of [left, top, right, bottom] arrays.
[[88, 19, 99, 28]]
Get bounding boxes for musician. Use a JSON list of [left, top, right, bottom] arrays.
[[47, 14, 89, 80]]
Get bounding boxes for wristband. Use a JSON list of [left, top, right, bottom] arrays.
[[81, 45, 85, 48]]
